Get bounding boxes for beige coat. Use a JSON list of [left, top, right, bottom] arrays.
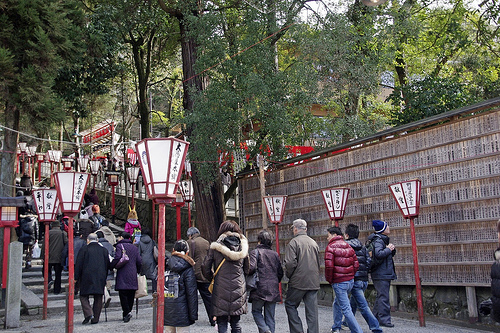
[[284, 231, 320, 290]]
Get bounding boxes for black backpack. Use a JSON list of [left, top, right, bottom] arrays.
[[365, 235, 383, 272]]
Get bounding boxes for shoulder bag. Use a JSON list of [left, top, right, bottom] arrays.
[[246, 249, 260, 291], [115, 244, 129, 269], [208, 258, 226, 294]]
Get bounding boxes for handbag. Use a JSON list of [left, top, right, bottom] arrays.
[[246, 249, 260, 291], [208, 258, 226, 294], [32, 241, 41, 259], [135, 274, 148, 298], [115, 244, 129, 269]]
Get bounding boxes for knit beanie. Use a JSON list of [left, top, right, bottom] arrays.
[[372, 219, 388, 233]]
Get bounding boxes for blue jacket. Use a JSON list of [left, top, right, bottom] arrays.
[[346, 238, 371, 282], [367, 233, 397, 281]]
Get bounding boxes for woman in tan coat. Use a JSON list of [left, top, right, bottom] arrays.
[[202, 221, 249, 333]]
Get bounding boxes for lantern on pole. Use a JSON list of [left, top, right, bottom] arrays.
[[106, 171, 121, 225], [62, 158, 73, 171], [321, 187, 350, 227], [126, 166, 140, 208], [17, 142, 27, 174], [0, 197, 25, 306], [36, 153, 45, 182], [388, 179, 424, 327], [171, 192, 185, 239], [53, 171, 89, 333], [179, 179, 194, 227], [77, 156, 89, 173], [263, 195, 287, 299], [47, 150, 62, 186], [89, 159, 101, 188], [32, 189, 59, 320], [135, 137, 189, 333]]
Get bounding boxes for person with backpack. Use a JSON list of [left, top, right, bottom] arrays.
[[124, 206, 141, 245], [163, 239, 198, 332], [344, 224, 383, 333], [89, 205, 105, 230], [16, 215, 38, 269], [367, 220, 397, 328], [248, 229, 283, 333]]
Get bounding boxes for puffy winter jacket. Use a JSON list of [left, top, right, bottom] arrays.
[[367, 233, 397, 281], [201, 232, 249, 317], [324, 235, 359, 284], [138, 234, 157, 280], [345, 238, 371, 281], [164, 252, 198, 327], [111, 239, 142, 290], [248, 244, 283, 303]]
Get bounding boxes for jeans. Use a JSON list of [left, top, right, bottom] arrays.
[[350, 280, 383, 333], [252, 299, 277, 333], [285, 287, 319, 333], [332, 280, 363, 333], [216, 315, 241, 333]]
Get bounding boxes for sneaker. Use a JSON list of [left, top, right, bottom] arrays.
[[48, 281, 54, 289], [123, 313, 132, 323], [331, 330, 341, 333]]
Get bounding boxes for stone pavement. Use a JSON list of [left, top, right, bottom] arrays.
[[3, 299, 500, 333]]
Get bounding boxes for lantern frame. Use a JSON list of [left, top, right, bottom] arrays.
[[62, 158, 73, 171], [77, 156, 90, 172], [53, 171, 90, 214], [126, 166, 140, 185], [179, 179, 194, 202], [107, 171, 121, 186], [32, 189, 60, 222], [89, 159, 101, 176], [135, 137, 189, 203], [388, 179, 422, 218], [263, 195, 287, 225], [321, 187, 350, 221], [47, 150, 62, 163]]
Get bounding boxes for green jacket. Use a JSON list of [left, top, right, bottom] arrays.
[[284, 231, 320, 290]]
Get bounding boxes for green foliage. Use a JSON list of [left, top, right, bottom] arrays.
[[387, 76, 480, 126]]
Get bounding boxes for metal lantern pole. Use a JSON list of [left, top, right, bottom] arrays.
[[179, 179, 194, 227], [32, 189, 59, 320], [321, 188, 350, 227], [27, 146, 37, 180], [389, 179, 425, 327], [53, 171, 90, 333], [263, 195, 287, 300], [107, 172, 120, 225], [171, 193, 185, 240], [135, 137, 189, 333], [18, 142, 27, 175], [126, 166, 140, 208]]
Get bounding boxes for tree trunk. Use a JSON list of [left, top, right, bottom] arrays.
[[0, 102, 20, 197], [131, 40, 151, 139], [179, 20, 225, 242]]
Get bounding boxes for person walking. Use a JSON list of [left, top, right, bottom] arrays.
[[283, 219, 321, 333], [41, 220, 67, 295], [248, 229, 283, 333], [89, 205, 105, 230], [164, 239, 198, 332], [368, 220, 397, 328], [75, 233, 110, 324], [16, 215, 38, 269], [138, 228, 157, 293], [96, 230, 115, 308], [186, 226, 215, 326], [324, 226, 362, 333], [343, 223, 383, 333], [111, 231, 142, 322], [202, 220, 249, 333], [97, 218, 116, 246], [124, 207, 141, 245]]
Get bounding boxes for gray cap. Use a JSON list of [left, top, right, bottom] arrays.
[[292, 219, 307, 230], [187, 227, 200, 237]]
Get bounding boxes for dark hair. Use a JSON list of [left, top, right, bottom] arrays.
[[121, 231, 131, 239], [142, 227, 152, 237], [327, 226, 342, 236], [257, 230, 273, 247], [345, 224, 359, 239], [217, 220, 242, 236], [96, 231, 104, 239], [174, 239, 189, 253]]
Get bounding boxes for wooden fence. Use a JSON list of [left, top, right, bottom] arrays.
[[238, 98, 500, 287]]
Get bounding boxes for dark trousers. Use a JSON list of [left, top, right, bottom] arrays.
[[372, 279, 392, 325], [216, 315, 241, 333], [198, 281, 214, 325], [47, 263, 63, 294], [118, 290, 136, 318], [80, 294, 103, 323]]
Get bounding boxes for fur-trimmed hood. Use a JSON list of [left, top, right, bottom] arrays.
[[167, 251, 195, 273], [172, 250, 195, 266], [210, 231, 248, 261]]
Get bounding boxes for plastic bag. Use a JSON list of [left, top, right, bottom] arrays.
[[32, 241, 41, 259]]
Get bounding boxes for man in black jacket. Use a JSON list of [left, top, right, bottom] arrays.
[[367, 220, 397, 328], [75, 233, 110, 324], [344, 224, 383, 333]]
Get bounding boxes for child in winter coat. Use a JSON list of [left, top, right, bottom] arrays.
[[164, 239, 198, 332]]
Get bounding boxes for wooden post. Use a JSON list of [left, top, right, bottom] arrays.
[[466, 286, 478, 323], [258, 155, 267, 229]]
